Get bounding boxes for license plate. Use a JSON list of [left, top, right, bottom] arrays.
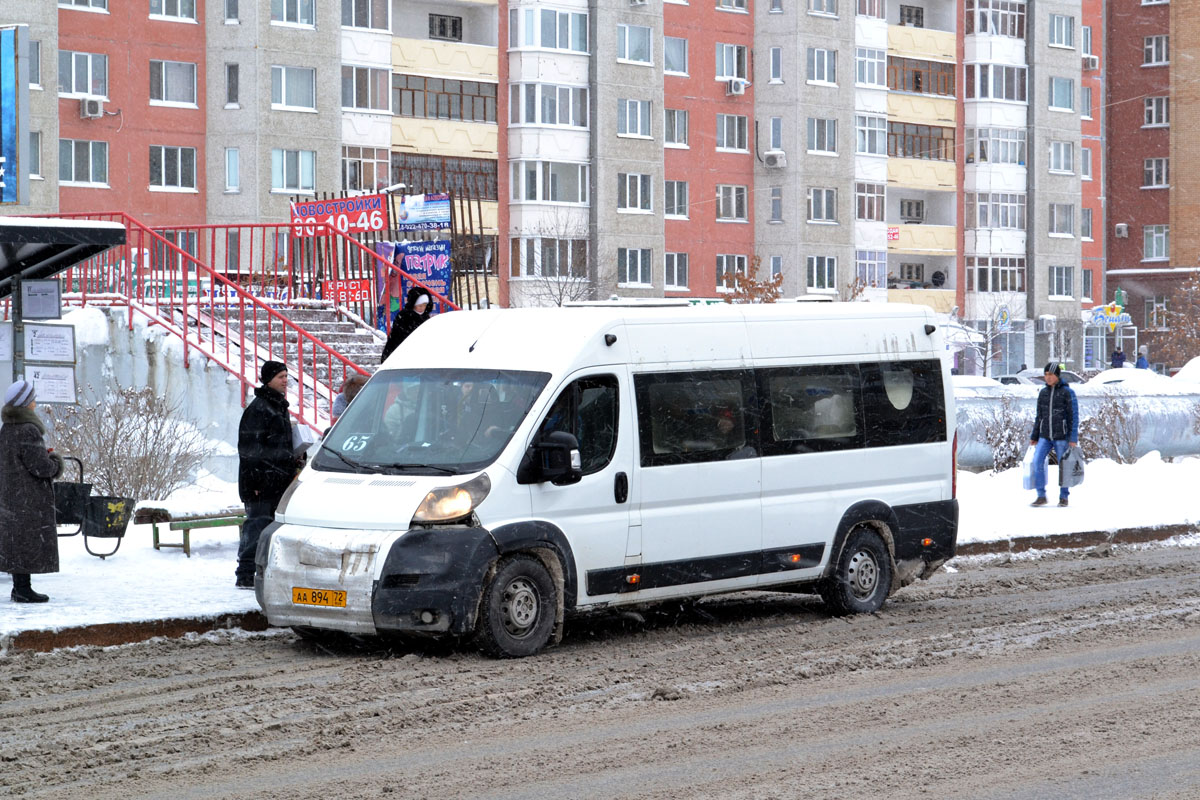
[[292, 587, 347, 608]]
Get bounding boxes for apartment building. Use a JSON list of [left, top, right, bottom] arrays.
[[0, 0, 56, 216]]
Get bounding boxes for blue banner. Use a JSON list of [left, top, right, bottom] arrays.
[[0, 28, 17, 204], [373, 239, 454, 328], [394, 193, 451, 231]]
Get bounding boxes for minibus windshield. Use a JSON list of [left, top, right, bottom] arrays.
[[314, 369, 551, 475]]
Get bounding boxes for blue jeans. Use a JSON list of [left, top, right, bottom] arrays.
[[1032, 438, 1071, 500]]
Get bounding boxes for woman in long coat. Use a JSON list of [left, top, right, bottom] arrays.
[[0, 380, 63, 603], [380, 287, 431, 363]]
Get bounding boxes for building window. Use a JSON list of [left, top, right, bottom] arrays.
[[342, 0, 389, 30], [770, 0, 783, 10], [900, 198, 925, 222], [1082, 25, 1092, 54], [717, 254, 747, 290], [1082, 268, 1093, 300], [617, 25, 652, 64], [58, 138, 108, 185], [664, 37, 688, 75], [664, 109, 689, 146], [28, 131, 41, 177], [429, 14, 463, 41], [887, 57, 956, 96], [716, 184, 748, 221], [966, 193, 1027, 230], [342, 65, 390, 112], [1144, 35, 1169, 66], [150, 0, 196, 20], [149, 145, 196, 190], [665, 253, 689, 289], [1049, 141, 1073, 174], [1081, 147, 1092, 180], [226, 230, 241, 272], [966, 127, 1026, 164], [59, 0, 108, 8], [271, 148, 316, 193], [58, 51, 107, 97], [270, 0, 314, 26], [856, 115, 887, 155], [618, 173, 652, 212], [807, 188, 837, 223], [1081, 208, 1093, 240], [393, 153, 499, 201], [509, 8, 588, 52], [856, 182, 884, 221], [1048, 204, 1074, 236], [1144, 158, 1169, 188], [857, 0, 884, 18], [272, 65, 317, 110], [618, 248, 653, 286], [716, 114, 749, 151], [225, 64, 239, 106], [899, 5, 923, 26], [856, 250, 886, 287], [342, 146, 389, 192], [618, 99, 652, 137], [770, 47, 783, 82], [225, 0, 238, 22], [899, 263, 924, 282], [407, 76, 500, 123], [719, 0, 748, 11], [965, 0, 1026, 38], [964, 63, 1027, 102], [887, 122, 955, 160], [1081, 87, 1093, 118], [149, 60, 197, 106], [806, 48, 837, 84], [716, 43, 748, 80], [807, 255, 836, 291], [512, 238, 587, 279], [28, 40, 40, 86], [965, 256, 1025, 293], [1145, 295, 1168, 328], [1144, 96, 1169, 126], [1049, 266, 1073, 298], [1143, 225, 1169, 261], [511, 161, 589, 203], [856, 48, 885, 86], [664, 180, 688, 218], [770, 256, 783, 278], [225, 148, 240, 192], [1049, 77, 1074, 111], [807, 118, 837, 154], [770, 187, 783, 222], [809, 0, 836, 13], [1049, 14, 1074, 47], [769, 117, 783, 151]]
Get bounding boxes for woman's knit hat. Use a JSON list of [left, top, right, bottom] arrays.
[[3, 379, 35, 408]]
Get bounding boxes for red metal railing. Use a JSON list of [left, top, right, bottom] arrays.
[[32, 212, 457, 432]]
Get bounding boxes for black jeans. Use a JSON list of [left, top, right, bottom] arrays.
[[237, 498, 279, 581]]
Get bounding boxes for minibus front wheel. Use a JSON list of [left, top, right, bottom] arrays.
[[820, 526, 894, 616], [474, 554, 558, 658]]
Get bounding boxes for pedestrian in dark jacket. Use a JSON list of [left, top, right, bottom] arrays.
[[0, 380, 63, 603], [380, 287, 431, 363], [236, 361, 297, 588], [1110, 347, 1125, 369], [1029, 363, 1079, 508]]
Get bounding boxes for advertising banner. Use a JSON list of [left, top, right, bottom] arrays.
[[373, 240, 453, 327], [393, 193, 451, 231], [0, 25, 30, 205], [291, 193, 387, 236], [321, 279, 372, 305]]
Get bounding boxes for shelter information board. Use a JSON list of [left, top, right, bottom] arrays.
[[20, 279, 61, 319], [27, 364, 76, 405], [0, 321, 11, 360], [24, 322, 75, 363]]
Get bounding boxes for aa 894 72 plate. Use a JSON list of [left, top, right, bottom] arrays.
[[292, 587, 347, 608]]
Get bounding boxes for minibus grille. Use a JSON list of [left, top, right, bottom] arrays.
[[369, 478, 417, 488]]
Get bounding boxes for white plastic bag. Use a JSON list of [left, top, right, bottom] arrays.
[[1021, 447, 1036, 491]]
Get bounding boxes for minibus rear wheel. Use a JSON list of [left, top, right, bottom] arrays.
[[475, 554, 558, 658], [820, 526, 893, 616]]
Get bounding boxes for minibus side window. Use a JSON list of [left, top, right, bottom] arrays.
[[537, 375, 619, 475], [759, 365, 864, 455], [634, 370, 759, 467], [860, 359, 946, 447]]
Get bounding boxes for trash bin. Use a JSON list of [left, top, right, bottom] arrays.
[[82, 495, 135, 559]]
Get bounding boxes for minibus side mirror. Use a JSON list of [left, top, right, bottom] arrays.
[[517, 431, 583, 486]]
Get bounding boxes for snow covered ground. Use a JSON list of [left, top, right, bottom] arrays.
[[3, 452, 1200, 638]]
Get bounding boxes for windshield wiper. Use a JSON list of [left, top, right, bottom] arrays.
[[322, 448, 372, 473], [376, 462, 459, 475]]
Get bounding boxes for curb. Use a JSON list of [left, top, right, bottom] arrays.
[[4, 524, 1197, 654]]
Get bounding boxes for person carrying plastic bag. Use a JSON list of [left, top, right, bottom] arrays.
[[1028, 362, 1079, 507]]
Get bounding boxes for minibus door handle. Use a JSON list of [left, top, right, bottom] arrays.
[[614, 472, 628, 504]]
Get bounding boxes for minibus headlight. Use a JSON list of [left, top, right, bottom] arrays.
[[412, 473, 491, 525]]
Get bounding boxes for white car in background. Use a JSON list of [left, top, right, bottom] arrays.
[[1016, 368, 1086, 386], [1086, 367, 1172, 386]]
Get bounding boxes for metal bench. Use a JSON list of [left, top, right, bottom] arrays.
[[133, 508, 246, 558]]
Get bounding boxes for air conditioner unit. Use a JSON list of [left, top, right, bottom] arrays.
[[1115, 222, 1129, 238], [1082, 55, 1099, 71], [764, 151, 787, 169], [726, 79, 746, 96], [79, 97, 104, 119], [1036, 316, 1057, 334]]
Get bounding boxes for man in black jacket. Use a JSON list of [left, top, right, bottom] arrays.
[[236, 361, 296, 588], [1029, 362, 1080, 508]]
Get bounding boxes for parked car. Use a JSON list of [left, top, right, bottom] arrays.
[[995, 374, 1039, 386], [1016, 368, 1085, 385], [1086, 367, 1172, 386]]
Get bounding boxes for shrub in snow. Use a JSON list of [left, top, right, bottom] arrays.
[[1079, 388, 1140, 465], [42, 386, 212, 501], [983, 393, 1034, 474]]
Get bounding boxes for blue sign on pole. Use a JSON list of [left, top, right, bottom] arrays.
[[0, 25, 30, 206]]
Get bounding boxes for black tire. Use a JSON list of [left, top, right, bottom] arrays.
[[474, 554, 557, 658], [820, 526, 893, 616]]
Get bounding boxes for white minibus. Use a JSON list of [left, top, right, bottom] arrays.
[[256, 303, 958, 657]]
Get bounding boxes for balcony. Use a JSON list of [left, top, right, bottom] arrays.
[[888, 25, 956, 63], [887, 157, 956, 190], [393, 37, 498, 81], [886, 287, 956, 313], [887, 92, 955, 126], [392, 116, 498, 159], [887, 223, 956, 255]]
